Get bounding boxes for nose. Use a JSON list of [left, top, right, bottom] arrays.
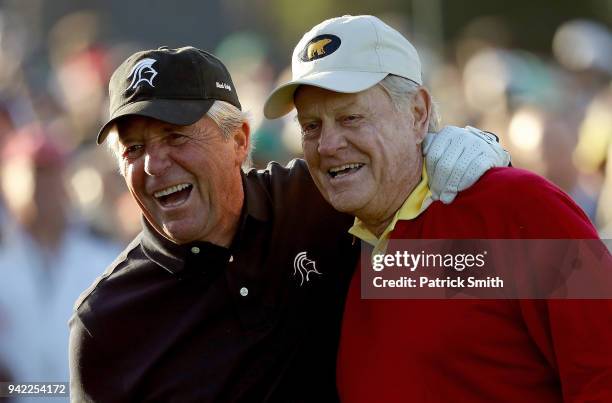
[[144, 144, 171, 176], [317, 124, 347, 157]]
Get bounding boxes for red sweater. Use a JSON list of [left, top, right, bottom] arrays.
[[337, 168, 612, 402]]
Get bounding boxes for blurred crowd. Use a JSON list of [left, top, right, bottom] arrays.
[[0, 7, 610, 395]]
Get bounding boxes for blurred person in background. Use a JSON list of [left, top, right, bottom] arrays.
[[0, 125, 119, 388], [0, 102, 16, 386], [48, 11, 112, 148], [69, 45, 508, 402], [0, 102, 15, 236], [574, 85, 612, 236], [264, 15, 612, 402], [541, 108, 599, 221]]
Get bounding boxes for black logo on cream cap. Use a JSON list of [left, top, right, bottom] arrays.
[[299, 34, 341, 62]]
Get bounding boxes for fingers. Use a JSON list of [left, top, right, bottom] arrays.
[[443, 139, 482, 193], [429, 145, 465, 200], [423, 127, 455, 197], [458, 154, 494, 190], [422, 132, 436, 155], [424, 125, 510, 204], [439, 155, 494, 204], [465, 126, 511, 167], [439, 187, 458, 204]]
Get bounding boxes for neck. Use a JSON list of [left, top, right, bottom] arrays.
[[205, 173, 245, 248], [361, 195, 407, 238], [211, 196, 243, 248], [361, 162, 423, 238], [366, 218, 396, 239]]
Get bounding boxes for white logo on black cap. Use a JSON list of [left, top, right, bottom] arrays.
[[215, 81, 232, 91], [293, 251, 321, 286], [128, 58, 158, 90]]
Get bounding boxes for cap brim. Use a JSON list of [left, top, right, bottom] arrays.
[[96, 98, 215, 144], [263, 71, 388, 119]]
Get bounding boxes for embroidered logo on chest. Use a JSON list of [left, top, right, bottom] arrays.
[[293, 251, 322, 286]]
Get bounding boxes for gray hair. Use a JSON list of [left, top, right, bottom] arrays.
[[207, 101, 253, 169], [106, 100, 251, 175], [378, 74, 441, 132]]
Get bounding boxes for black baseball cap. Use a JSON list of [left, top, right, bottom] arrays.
[[96, 46, 241, 144]]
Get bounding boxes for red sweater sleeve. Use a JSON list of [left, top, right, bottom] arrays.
[[503, 170, 612, 402], [479, 169, 612, 401]]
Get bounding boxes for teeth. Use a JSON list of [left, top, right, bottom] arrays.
[[329, 163, 363, 174], [154, 183, 191, 198]]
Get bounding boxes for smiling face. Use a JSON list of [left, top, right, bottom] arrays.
[[295, 84, 429, 234], [114, 115, 248, 246]]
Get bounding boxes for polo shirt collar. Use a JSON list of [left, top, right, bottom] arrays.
[[242, 169, 271, 222]]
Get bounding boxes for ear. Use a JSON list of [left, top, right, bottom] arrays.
[[411, 87, 432, 144], [232, 121, 251, 165]]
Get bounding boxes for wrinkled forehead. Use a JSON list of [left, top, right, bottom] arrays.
[[294, 84, 388, 117]]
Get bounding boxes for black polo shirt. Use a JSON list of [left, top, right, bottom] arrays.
[[69, 159, 358, 403]]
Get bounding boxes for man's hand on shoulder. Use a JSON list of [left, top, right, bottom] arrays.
[[423, 126, 511, 204]]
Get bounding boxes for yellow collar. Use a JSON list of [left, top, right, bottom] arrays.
[[348, 163, 432, 255]]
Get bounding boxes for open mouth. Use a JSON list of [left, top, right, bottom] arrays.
[[154, 183, 193, 207], [328, 163, 364, 179]]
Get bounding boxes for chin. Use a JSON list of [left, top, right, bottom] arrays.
[[161, 224, 199, 245], [167, 234, 199, 245], [327, 197, 365, 216]]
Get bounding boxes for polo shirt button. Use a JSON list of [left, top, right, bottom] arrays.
[[191, 246, 200, 254], [240, 287, 248, 297], [229, 255, 234, 263]]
